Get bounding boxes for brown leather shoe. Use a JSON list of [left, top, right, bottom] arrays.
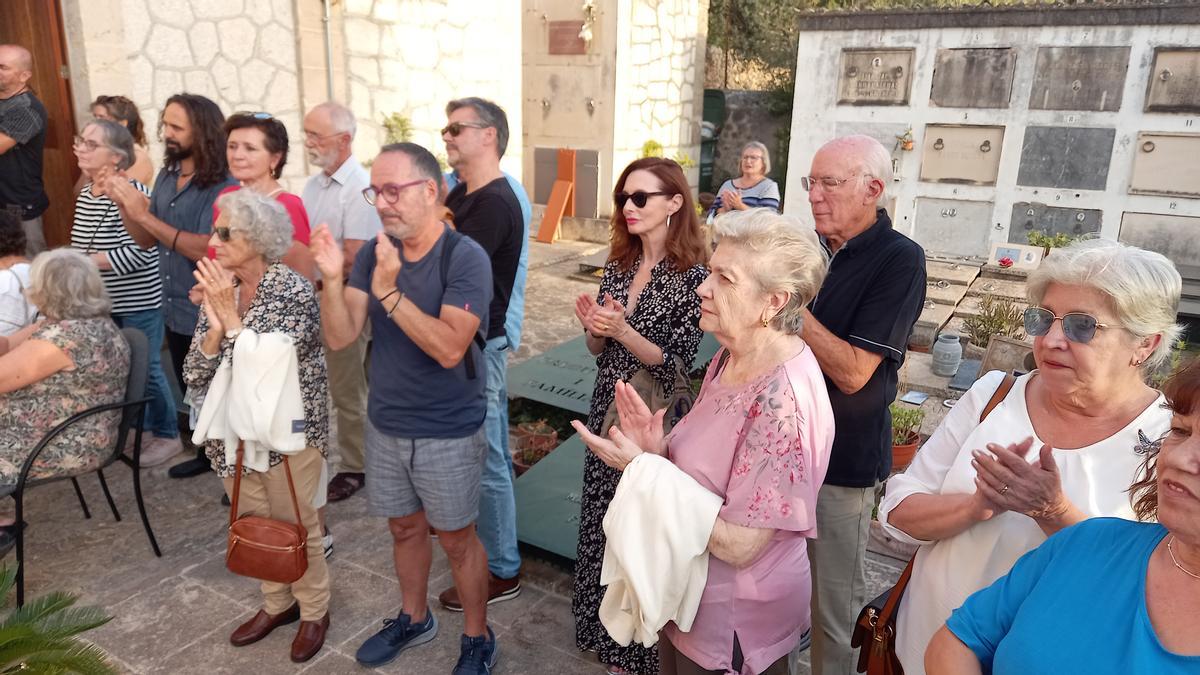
[[327, 472, 364, 502], [230, 604, 300, 646], [290, 612, 330, 663], [438, 573, 521, 612]]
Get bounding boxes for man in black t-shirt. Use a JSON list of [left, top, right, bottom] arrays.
[[437, 97, 525, 612], [800, 135, 927, 675], [0, 45, 48, 255]]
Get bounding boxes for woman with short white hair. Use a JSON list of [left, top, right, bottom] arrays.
[[576, 208, 835, 674], [879, 238, 1182, 675]]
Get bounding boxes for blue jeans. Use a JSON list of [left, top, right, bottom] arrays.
[[478, 336, 520, 578], [113, 308, 178, 439]]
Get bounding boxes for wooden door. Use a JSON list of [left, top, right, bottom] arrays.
[[0, 0, 80, 248]]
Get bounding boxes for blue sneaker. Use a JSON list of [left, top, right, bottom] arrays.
[[452, 625, 498, 674], [354, 610, 438, 667]]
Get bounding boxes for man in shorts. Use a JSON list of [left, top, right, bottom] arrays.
[[311, 142, 496, 674]]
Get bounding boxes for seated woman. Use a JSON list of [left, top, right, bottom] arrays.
[[877, 238, 1182, 675], [575, 208, 834, 675], [183, 189, 329, 663], [0, 210, 36, 349], [926, 356, 1200, 673], [0, 249, 130, 544]]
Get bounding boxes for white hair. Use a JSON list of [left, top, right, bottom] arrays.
[[28, 248, 111, 320], [314, 101, 356, 138], [713, 208, 829, 335], [216, 189, 294, 262], [823, 134, 892, 207], [1027, 238, 1182, 369]]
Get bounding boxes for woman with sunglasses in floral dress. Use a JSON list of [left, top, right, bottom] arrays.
[[572, 158, 709, 675], [876, 238, 1182, 675]]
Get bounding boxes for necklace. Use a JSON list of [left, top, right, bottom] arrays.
[[1167, 536, 1200, 580]]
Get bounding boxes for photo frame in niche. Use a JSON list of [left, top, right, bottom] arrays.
[[988, 242, 1043, 270]]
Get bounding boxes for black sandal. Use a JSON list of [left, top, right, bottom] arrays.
[[327, 472, 365, 502]]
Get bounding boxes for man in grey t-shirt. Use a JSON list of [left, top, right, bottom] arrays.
[[0, 45, 48, 255]]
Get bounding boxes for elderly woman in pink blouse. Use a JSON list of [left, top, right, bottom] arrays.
[[575, 208, 834, 675]]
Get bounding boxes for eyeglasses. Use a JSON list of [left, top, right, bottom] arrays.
[[742, 155, 764, 162], [1023, 307, 1113, 344], [72, 135, 102, 152], [615, 191, 671, 209], [214, 226, 233, 242], [799, 175, 864, 191], [441, 121, 488, 137], [362, 179, 428, 206]]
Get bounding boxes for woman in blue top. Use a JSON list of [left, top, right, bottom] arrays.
[[709, 142, 780, 217], [926, 357, 1200, 673]]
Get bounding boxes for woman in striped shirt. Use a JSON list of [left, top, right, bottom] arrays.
[[709, 141, 781, 217], [71, 119, 180, 468]]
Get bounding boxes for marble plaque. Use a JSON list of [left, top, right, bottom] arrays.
[[913, 198, 995, 257], [1029, 46, 1129, 112], [548, 21, 586, 55], [930, 48, 1016, 109], [1145, 48, 1200, 113], [1129, 132, 1200, 198], [1119, 212, 1200, 271], [837, 49, 914, 106], [1008, 203, 1102, 243], [1016, 126, 1115, 191], [920, 124, 1005, 185]]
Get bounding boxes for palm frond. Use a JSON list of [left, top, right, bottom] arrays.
[[0, 565, 116, 674]]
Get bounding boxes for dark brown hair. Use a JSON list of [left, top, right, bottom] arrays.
[[1130, 355, 1200, 520], [224, 112, 290, 179], [608, 157, 708, 273], [161, 94, 229, 188], [92, 95, 146, 146]]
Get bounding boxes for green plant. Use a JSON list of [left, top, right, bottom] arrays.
[[640, 139, 664, 158], [889, 403, 924, 445], [672, 150, 696, 169], [380, 112, 414, 145], [1150, 338, 1190, 388], [961, 294, 1025, 348], [0, 565, 117, 673], [1027, 231, 1076, 250]]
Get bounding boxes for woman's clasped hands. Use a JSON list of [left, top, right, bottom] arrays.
[[572, 380, 668, 471]]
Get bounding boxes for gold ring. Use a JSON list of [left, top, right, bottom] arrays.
[[1001, 485, 1009, 495]]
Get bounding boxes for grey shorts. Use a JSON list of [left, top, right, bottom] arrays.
[[364, 419, 487, 531]]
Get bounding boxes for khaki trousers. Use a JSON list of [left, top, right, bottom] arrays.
[[223, 446, 330, 621], [807, 483, 875, 675], [324, 330, 369, 474]]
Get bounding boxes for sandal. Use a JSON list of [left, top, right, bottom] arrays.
[[327, 472, 365, 502]]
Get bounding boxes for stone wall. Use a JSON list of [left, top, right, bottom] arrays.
[[341, 0, 524, 177], [711, 89, 787, 194]]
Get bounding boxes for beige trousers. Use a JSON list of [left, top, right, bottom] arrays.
[[223, 446, 330, 621], [807, 483, 876, 675], [324, 329, 369, 474]]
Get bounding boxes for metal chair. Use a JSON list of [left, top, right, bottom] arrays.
[[10, 327, 161, 605]]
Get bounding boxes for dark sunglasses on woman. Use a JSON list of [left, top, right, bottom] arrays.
[[214, 226, 232, 242], [1023, 306, 1113, 343], [614, 191, 671, 209]]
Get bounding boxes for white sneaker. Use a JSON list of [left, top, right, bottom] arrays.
[[137, 437, 183, 468], [323, 528, 333, 559]]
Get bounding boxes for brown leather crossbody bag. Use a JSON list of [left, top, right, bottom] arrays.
[[226, 441, 309, 584]]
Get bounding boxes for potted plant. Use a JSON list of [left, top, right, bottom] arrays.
[[512, 420, 558, 476], [0, 565, 117, 673], [890, 402, 925, 471], [961, 293, 1025, 360]]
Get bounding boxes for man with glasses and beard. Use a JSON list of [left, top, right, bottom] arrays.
[[311, 143, 498, 674], [798, 135, 927, 675], [0, 45, 49, 255], [107, 93, 237, 478], [301, 102, 381, 506]]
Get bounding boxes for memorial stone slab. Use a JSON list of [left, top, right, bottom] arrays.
[[926, 279, 969, 306], [1016, 126, 1115, 191], [911, 300, 956, 350], [1008, 203, 1102, 243], [920, 124, 1005, 185], [966, 277, 1026, 302], [930, 48, 1016, 109], [837, 48, 914, 106], [515, 434, 584, 559], [913, 198, 995, 257], [834, 121, 911, 152], [1119, 211, 1200, 270], [1128, 132, 1200, 198], [927, 260, 981, 287], [1145, 48, 1200, 113], [1029, 46, 1129, 112]]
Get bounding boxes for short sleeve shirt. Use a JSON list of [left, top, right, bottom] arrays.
[[301, 155, 381, 246], [446, 177, 522, 341], [810, 209, 926, 487], [348, 225, 492, 438], [0, 91, 49, 219]]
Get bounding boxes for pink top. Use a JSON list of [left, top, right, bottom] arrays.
[[663, 346, 834, 674]]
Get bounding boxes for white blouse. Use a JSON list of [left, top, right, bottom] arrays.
[[877, 370, 1168, 675]]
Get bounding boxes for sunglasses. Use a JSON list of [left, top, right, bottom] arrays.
[[233, 111, 274, 120], [615, 191, 671, 209], [214, 226, 233, 242], [362, 179, 428, 206], [441, 121, 488, 137], [1023, 307, 1113, 344]]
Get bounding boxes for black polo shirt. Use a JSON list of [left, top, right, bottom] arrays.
[[811, 209, 926, 488]]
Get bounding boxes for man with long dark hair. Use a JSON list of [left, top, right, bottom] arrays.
[[106, 93, 237, 473]]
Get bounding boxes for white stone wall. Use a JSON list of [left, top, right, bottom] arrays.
[[342, 0, 524, 177]]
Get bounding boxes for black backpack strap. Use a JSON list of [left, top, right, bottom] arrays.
[[438, 227, 485, 380]]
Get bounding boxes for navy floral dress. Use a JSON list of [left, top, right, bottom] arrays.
[[572, 256, 707, 674]]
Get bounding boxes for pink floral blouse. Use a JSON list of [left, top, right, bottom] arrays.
[[663, 346, 834, 674]]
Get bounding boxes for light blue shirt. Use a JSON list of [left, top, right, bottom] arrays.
[[446, 170, 530, 350], [948, 518, 1199, 674]]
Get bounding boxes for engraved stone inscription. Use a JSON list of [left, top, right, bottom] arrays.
[[920, 124, 1005, 185], [1129, 132, 1200, 198], [930, 48, 1016, 109], [1008, 203, 1101, 244], [837, 49, 914, 106], [1145, 48, 1200, 113], [1016, 126, 1115, 191], [913, 198, 995, 258], [1029, 46, 1129, 112]]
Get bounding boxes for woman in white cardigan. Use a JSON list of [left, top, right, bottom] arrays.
[[878, 239, 1182, 675], [183, 188, 330, 663]]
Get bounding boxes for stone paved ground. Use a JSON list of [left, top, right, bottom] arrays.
[[17, 238, 901, 673]]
